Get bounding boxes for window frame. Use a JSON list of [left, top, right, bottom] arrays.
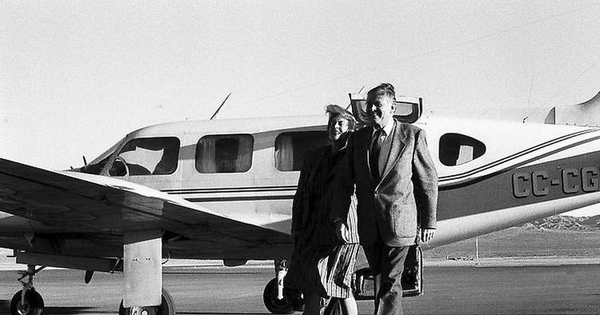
[[195, 133, 255, 174]]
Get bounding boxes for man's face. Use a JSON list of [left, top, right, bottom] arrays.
[[366, 94, 396, 128]]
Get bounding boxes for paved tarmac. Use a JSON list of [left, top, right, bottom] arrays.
[[0, 260, 599, 315]]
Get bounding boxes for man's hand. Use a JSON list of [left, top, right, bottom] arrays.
[[420, 228, 436, 243], [334, 221, 349, 243]]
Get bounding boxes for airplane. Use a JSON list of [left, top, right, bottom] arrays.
[[2, 92, 600, 315]]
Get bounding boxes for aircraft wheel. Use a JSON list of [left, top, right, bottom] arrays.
[[119, 288, 175, 315], [262, 278, 303, 314], [10, 290, 44, 315]]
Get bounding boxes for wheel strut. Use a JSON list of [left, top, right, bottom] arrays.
[[274, 260, 287, 300], [17, 265, 45, 302]]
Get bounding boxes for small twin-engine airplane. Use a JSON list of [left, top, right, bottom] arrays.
[[2, 92, 600, 315]]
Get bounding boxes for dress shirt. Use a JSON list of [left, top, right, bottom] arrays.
[[372, 120, 395, 177]]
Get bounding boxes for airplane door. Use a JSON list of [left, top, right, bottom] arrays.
[[349, 93, 423, 126]]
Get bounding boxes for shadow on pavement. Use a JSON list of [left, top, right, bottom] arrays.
[[43, 306, 112, 314], [0, 300, 9, 313]]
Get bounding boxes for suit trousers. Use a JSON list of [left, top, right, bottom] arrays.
[[364, 238, 410, 315]]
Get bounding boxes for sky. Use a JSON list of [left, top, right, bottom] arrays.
[[2, 1, 600, 215]]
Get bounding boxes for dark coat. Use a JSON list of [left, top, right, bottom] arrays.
[[333, 119, 438, 247], [292, 145, 359, 245]]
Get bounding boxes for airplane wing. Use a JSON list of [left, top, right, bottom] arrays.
[[0, 158, 291, 259]]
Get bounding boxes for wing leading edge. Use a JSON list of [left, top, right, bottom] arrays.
[[0, 158, 291, 258]]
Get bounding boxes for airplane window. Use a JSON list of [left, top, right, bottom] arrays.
[[82, 140, 123, 175], [439, 133, 486, 166], [196, 134, 253, 173], [113, 137, 180, 176], [82, 155, 110, 175], [275, 131, 329, 171]]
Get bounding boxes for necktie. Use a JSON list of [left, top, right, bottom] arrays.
[[370, 128, 384, 180]]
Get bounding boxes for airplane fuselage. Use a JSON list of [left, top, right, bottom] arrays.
[[87, 115, 600, 252]]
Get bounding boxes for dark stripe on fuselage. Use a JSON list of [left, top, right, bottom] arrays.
[[163, 186, 297, 195], [437, 150, 600, 221], [185, 195, 293, 202]]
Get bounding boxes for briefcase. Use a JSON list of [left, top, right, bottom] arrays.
[[352, 244, 423, 299]]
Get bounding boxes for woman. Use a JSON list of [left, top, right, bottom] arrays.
[[285, 105, 360, 315]]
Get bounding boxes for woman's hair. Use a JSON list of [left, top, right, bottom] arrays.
[[325, 104, 356, 131]]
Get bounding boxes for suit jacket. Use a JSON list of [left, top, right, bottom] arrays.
[[333, 119, 438, 247]]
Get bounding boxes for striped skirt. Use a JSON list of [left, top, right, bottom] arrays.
[[318, 243, 360, 298], [285, 242, 360, 299]]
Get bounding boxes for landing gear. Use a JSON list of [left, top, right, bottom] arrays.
[[262, 260, 303, 314], [118, 288, 175, 315], [10, 265, 45, 315]]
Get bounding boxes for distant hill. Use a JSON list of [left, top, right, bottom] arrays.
[[523, 214, 600, 231]]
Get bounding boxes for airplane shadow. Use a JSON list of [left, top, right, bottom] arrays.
[[0, 300, 273, 315], [0, 300, 9, 313], [43, 306, 112, 314], [0, 301, 112, 315]]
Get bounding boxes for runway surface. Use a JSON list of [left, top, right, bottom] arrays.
[[1, 262, 599, 315]]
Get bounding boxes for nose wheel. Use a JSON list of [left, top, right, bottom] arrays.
[[262, 260, 303, 314], [263, 277, 303, 314], [10, 290, 44, 315], [10, 265, 45, 315]]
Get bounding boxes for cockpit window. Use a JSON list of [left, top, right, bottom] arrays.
[[81, 140, 123, 175], [439, 133, 486, 166], [196, 134, 254, 173], [113, 137, 180, 176], [275, 131, 329, 171]]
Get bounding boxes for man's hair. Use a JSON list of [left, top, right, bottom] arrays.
[[326, 104, 356, 131], [367, 83, 396, 101]]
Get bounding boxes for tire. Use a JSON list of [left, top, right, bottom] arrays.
[[10, 290, 44, 315], [119, 288, 175, 315], [263, 278, 296, 314]]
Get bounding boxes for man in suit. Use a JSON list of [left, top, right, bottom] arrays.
[[333, 83, 438, 315]]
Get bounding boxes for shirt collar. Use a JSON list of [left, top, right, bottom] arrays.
[[374, 119, 395, 137]]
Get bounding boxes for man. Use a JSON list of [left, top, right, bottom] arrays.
[[333, 83, 438, 315]]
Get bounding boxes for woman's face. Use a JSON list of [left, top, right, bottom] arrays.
[[328, 117, 350, 141]]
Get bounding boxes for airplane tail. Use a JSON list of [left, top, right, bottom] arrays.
[[545, 91, 600, 126]]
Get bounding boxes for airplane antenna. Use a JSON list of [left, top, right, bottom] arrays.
[[528, 76, 534, 107], [82, 155, 88, 166], [210, 92, 232, 120], [524, 76, 535, 123]]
